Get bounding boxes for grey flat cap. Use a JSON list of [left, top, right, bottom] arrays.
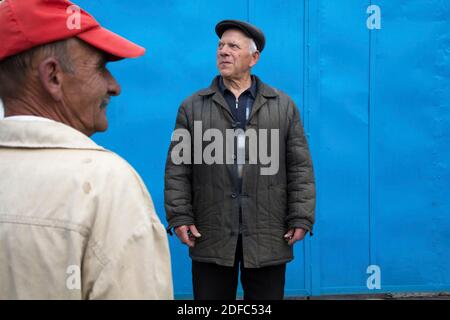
[[215, 19, 266, 52]]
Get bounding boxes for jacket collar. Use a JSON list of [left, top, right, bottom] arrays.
[[0, 119, 105, 151], [198, 75, 278, 98], [198, 75, 278, 122], [217, 76, 258, 99]]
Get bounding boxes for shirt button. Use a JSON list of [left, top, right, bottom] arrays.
[[231, 193, 237, 199]]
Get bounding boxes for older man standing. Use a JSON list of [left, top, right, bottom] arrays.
[[0, 0, 173, 299], [165, 20, 316, 300]]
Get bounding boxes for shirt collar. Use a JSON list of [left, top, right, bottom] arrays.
[[2, 115, 54, 123], [0, 120, 105, 151], [218, 76, 257, 99]]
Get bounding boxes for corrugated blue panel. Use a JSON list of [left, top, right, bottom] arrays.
[[370, 0, 450, 292], [313, 0, 372, 294]]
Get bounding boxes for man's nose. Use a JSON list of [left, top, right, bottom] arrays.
[[218, 46, 230, 56], [106, 70, 121, 97], [219, 50, 230, 58]]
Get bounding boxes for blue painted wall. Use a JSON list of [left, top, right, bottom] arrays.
[[70, 0, 450, 297]]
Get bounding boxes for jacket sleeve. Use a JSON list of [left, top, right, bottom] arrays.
[[285, 99, 316, 234], [164, 102, 195, 234]]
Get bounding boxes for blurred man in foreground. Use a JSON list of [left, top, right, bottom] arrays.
[[0, 0, 173, 299]]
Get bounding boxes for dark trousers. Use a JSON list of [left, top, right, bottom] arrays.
[[192, 236, 286, 300]]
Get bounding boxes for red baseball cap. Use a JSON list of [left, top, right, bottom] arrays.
[[0, 0, 145, 61]]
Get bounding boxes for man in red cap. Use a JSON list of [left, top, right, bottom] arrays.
[[0, 0, 173, 299]]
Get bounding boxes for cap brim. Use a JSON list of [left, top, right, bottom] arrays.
[[77, 26, 145, 61]]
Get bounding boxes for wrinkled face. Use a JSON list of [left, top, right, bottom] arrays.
[[62, 39, 121, 136], [216, 29, 259, 80]]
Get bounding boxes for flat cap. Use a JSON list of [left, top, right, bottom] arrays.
[[215, 20, 266, 52]]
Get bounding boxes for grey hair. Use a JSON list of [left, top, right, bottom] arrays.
[[0, 39, 74, 100], [249, 38, 258, 54]]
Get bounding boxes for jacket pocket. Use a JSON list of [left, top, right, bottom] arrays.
[[269, 183, 288, 228]]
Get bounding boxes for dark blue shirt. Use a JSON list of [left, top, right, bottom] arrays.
[[218, 76, 257, 130]]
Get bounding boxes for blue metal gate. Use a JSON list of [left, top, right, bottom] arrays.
[[70, 0, 450, 297]]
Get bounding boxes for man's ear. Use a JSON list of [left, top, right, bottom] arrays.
[[250, 51, 260, 68], [38, 57, 64, 101]]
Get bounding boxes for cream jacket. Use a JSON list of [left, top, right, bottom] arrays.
[[0, 119, 173, 299]]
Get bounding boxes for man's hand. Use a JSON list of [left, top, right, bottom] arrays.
[[175, 225, 202, 248], [284, 228, 307, 246]]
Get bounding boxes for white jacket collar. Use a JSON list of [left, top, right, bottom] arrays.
[[0, 120, 105, 151]]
